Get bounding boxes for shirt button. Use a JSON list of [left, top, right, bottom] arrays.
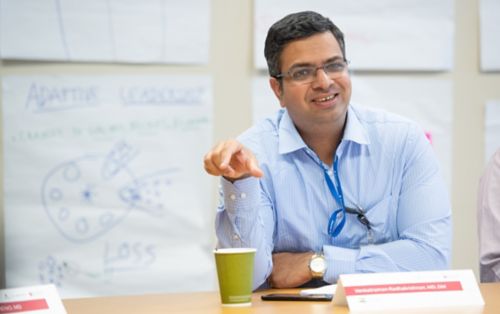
[[240, 193, 246, 199], [230, 194, 236, 200]]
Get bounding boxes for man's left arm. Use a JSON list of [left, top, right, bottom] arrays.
[[271, 125, 452, 286], [322, 125, 452, 283]]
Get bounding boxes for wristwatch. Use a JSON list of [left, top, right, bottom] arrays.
[[308, 252, 327, 279]]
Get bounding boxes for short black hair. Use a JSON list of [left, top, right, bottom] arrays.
[[264, 11, 346, 78]]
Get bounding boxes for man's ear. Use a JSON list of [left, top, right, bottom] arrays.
[[269, 77, 285, 108]]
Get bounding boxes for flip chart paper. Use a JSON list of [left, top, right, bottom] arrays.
[[254, 0, 454, 71], [480, 0, 500, 71], [2, 75, 215, 298], [0, 0, 210, 64]]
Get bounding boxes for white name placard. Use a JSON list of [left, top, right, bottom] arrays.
[[333, 269, 484, 312], [0, 285, 67, 314]]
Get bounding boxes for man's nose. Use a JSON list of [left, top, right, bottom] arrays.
[[311, 68, 333, 89]]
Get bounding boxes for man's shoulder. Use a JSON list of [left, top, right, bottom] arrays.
[[351, 104, 415, 126], [350, 104, 426, 151], [351, 104, 422, 138]]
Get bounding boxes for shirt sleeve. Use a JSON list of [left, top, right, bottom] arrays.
[[215, 176, 274, 290], [323, 125, 452, 283], [478, 149, 500, 282]]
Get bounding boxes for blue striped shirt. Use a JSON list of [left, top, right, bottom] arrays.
[[216, 105, 452, 290]]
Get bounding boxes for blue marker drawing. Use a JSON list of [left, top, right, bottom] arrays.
[[38, 255, 108, 287], [38, 255, 67, 287], [101, 141, 139, 180], [24, 82, 99, 113], [103, 241, 156, 273], [41, 141, 179, 243], [119, 86, 205, 106], [119, 169, 177, 217]]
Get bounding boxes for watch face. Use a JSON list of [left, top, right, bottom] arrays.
[[310, 256, 326, 272]]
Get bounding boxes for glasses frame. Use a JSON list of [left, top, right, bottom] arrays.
[[274, 59, 350, 84]]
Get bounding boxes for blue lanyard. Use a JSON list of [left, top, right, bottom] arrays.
[[324, 156, 346, 237]]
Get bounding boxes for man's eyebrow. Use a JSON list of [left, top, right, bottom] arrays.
[[325, 56, 345, 63], [288, 56, 345, 69], [288, 62, 314, 69]]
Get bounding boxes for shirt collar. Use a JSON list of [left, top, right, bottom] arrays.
[[277, 105, 370, 155], [343, 105, 370, 145], [278, 110, 308, 155]]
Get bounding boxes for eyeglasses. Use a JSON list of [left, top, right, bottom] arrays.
[[274, 59, 349, 84]]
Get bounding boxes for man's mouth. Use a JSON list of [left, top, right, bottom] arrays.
[[313, 93, 338, 103]]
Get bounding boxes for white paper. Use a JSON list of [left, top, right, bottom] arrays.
[[2, 75, 215, 298], [485, 101, 500, 162], [300, 284, 336, 296], [252, 75, 453, 186], [333, 270, 484, 311], [0, 284, 67, 314], [0, 0, 210, 64], [480, 0, 500, 71], [254, 0, 454, 71]]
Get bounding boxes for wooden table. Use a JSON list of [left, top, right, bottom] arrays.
[[63, 283, 500, 314]]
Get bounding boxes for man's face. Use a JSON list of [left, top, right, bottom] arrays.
[[270, 32, 352, 134]]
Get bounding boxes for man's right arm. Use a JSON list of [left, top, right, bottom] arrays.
[[215, 176, 275, 289], [204, 140, 273, 289]]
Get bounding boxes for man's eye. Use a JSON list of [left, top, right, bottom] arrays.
[[291, 68, 313, 80], [325, 62, 345, 72]]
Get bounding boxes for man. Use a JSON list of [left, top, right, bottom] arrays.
[[204, 11, 451, 290], [478, 148, 500, 282]]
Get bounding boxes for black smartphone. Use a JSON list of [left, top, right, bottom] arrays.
[[261, 293, 333, 301]]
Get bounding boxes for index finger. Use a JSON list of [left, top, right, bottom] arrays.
[[218, 140, 244, 169]]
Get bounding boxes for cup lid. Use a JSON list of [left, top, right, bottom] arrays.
[[214, 248, 256, 254]]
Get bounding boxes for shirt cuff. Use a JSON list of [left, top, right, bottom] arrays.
[[221, 176, 261, 214], [323, 245, 358, 282]]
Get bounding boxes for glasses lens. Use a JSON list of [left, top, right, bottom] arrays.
[[290, 67, 314, 81], [324, 61, 346, 74]]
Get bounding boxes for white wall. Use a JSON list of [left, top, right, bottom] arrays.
[[1, 0, 499, 288]]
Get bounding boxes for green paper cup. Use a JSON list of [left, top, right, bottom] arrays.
[[214, 248, 256, 307]]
